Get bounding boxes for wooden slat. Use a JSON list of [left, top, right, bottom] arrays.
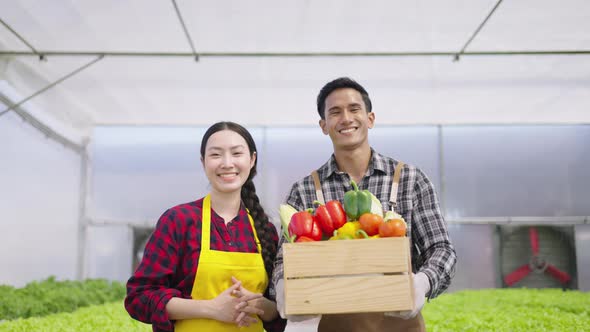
[[285, 274, 413, 315], [283, 237, 410, 278]]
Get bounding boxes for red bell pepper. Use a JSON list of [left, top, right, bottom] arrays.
[[314, 200, 347, 236], [310, 215, 323, 240], [288, 208, 322, 242], [295, 236, 316, 242]]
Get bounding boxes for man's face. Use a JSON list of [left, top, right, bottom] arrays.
[[319, 88, 375, 151]]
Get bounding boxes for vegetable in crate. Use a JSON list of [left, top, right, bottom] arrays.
[[295, 236, 316, 242], [356, 229, 380, 239], [314, 200, 347, 235], [369, 192, 384, 217], [279, 204, 298, 228], [287, 208, 323, 242], [330, 221, 362, 240], [358, 213, 384, 236], [379, 211, 407, 237], [344, 180, 372, 220], [329, 230, 354, 240], [279, 204, 297, 240]]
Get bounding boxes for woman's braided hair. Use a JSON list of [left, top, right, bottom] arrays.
[[200, 121, 277, 277]]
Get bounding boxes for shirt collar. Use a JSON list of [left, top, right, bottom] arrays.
[[203, 198, 250, 224], [319, 148, 387, 180]]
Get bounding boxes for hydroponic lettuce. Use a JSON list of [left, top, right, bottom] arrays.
[[1, 287, 587, 331], [0, 301, 150, 332], [0, 277, 125, 320], [422, 288, 590, 331]]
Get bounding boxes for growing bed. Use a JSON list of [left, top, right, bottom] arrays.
[[1, 280, 588, 332]]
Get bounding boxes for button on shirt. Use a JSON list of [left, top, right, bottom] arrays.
[[272, 149, 457, 299], [125, 198, 285, 332]]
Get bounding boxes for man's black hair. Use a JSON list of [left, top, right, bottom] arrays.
[[316, 77, 372, 119]]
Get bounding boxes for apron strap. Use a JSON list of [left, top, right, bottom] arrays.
[[311, 170, 325, 204], [202, 194, 212, 251], [203, 194, 262, 253], [389, 161, 405, 212], [247, 214, 263, 254]]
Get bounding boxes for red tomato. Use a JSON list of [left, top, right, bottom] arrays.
[[379, 218, 407, 237], [358, 213, 384, 236]]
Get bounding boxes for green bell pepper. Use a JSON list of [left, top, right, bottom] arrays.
[[343, 180, 372, 220]]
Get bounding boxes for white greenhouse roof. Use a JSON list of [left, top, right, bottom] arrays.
[[1, 0, 589, 145]]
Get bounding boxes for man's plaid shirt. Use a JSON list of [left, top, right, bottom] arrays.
[[272, 149, 456, 299]]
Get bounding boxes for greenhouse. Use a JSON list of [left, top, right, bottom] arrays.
[[1, 1, 589, 331]]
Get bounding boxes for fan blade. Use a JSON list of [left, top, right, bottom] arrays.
[[504, 264, 532, 286], [529, 227, 539, 255], [545, 264, 571, 285]]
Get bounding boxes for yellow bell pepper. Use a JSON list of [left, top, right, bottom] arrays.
[[329, 221, 362, 240], [356, 229, 380, 239]]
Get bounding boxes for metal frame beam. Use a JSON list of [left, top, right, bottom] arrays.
[[171, 0, 199, 61], [0, 93, 84, 153], [1, 50, 590, 58], [0, 17, 45, 60], [454, 0, 504, 61], [0, 55, 103, 118]]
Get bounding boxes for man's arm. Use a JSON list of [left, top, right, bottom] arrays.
[[411, 168, 457, 298], [271, 184, 305, 292]]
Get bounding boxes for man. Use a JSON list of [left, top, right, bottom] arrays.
[[272, 77, 457, 331]]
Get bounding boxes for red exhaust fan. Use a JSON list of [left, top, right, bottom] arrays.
[[503, 227, 571, 286]]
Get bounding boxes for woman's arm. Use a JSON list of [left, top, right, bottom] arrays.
[[165, 298, 216, 321], [125, 209, 184, 331]]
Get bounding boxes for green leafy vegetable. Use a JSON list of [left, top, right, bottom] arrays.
[[0, 301, 150, 332], [0, 277, 125, 320], [423, 288, 590, 331]]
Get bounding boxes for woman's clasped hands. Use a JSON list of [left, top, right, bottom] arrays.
[[210, 276, 265, 327]]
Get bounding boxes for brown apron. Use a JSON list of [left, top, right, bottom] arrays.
[[318, 312, 425, 332], [311, 161, 426, 332]]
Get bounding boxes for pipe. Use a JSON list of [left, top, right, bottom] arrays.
[[1, 50, 590, 58]]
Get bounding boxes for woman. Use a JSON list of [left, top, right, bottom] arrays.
[[125, 122, 286, 332]]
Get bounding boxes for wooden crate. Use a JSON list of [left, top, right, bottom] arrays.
[[283, 237, 414, 315]]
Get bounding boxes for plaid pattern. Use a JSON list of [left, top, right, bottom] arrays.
[[125, 197, 286, 332], [272, 149, 456, 299]]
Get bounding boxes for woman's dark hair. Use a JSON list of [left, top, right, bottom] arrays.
[[316, 77, 372, 119], [200, 121, 277, 278]]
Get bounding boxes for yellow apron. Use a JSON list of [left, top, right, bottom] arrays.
[[175, 195, 268, 332]]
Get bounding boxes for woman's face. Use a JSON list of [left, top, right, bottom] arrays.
[[202, 130, 256, 195]]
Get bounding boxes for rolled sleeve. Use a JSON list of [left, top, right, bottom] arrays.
[[412, 169, 457, 298], [124, 209, 185, 331]]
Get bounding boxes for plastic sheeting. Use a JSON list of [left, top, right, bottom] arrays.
[[1, 0, 589, 143]]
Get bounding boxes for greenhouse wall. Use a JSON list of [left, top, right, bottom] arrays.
[[0, 111, 81, 287], [2, 121, 588, 291], [85, 124, 590, 291]]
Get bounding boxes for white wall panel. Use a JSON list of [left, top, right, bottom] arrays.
[[261, 127, 334, 227], [90, 126, 265, 222], [85, 225, 133, 282], [0, 111, 80, 287], [447, 224, 499, 291], [87, 124, 590, 286], [443, 125, 590, 218], [371, 126, 441, 194]]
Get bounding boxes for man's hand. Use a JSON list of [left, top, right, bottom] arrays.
[[275, 279, 322, 322], [385, 272, 430, 319]]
